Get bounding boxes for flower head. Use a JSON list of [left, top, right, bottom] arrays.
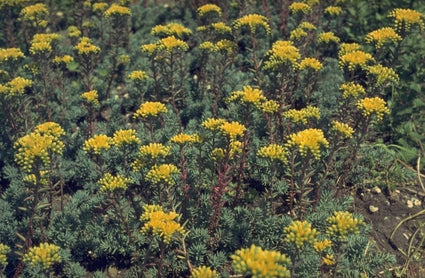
[[257, 144, 288, 163], [283, 105, 320, 124], [233, 14, 271, 34], [365, 27, 402, 49], [191, 266, 218, 278], [20, 3, 48, 27], [264, 40, 300, 70], [68, 26, 81, 38], [356, 97, 390, 121], [389, 8, 424, 31], [289, 2, 312, 14], [0, 48, 25, 64], [134, 101, 167, 119], [158, 36, 189, 52], [298, 22, 316, 30], [93, 2, 108, 13], [4, 77, 33, 96], [286, 128, 329, 159], [83, 134, 113, 154], [227, 85, 266, 108], [128, 70, 148, 81], [322, 254, 335, 265], [261, 100, 280, 113], [339, 50, 374, 71], [367, 64, 399, 86], [0, 244, 10, 267], [338, 43, 361, 57], [146, 164, 179, 184], [211, 22, 232, 34], [197, 4, 221, 17], [112, 129, 140, 147], [139, 143, 171, 159], [314, 239, 332, 252], [151, 23, 192, 38], [317, 32, 340, 44], [74, 37, 100, 55], [290, 28, 308, 40], [23, 243, 61, 271], [170, 133, 200, 145], [284, 220, 319, 249], [298, 57, 323, 71], [331, 121, 354, 138], [29, 33, 62, 55], [220, 121, 246, 139], [81, 90, 99, 106], [104, 4, 131, 18], [53, 55, 74, 65], [98, 173, 132, 192], [339, 82, 365, 99], [34, 122, 65, 138], [202, 118, 226, 131], [324, 6, 342, 16], [326, 211, 365, 240]]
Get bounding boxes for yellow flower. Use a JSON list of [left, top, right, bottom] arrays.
[[338, 43, 361, 57], [257, 144, 288, 163], [20, 3, 48, 26], [191, 266, 218, 278], [264, 40, 301, 70], [81, 90, 99, 106], [289, 2, 312, 14], [284, 220, 319, 249], [290, 28, 308, 40], [146, 164, 179, 184], [34, 122, 65, 138], [331, 121, 354, 138], [324, 6, 342, 16], [112, 129, 140, 147], [367, 64, 399, 86], [29, 41, 51, 54], [158, 36, 189, 52], [68, 26, 81, 38], [339, 82, 365, 99], [197, 4, 221, 17], [0, 243, 10, 266], [202, 118, 226, 131], [74, 37, 100, 55], [118, 54, 130, 65], [365, 27, 402, 49], [5, 77, 33, 96], [233, 14, 271, 34], [356, 97, 390, 121], [170, 133, 200, 145], [220, 121, 246, 139], [286, 128, 329, 159], [140, 204, 185, 243], [141, 43, 158, 55], [151, 23, 192, 38], [261, 100, 279, 113], [0, 48, 25, 63], [211, 148, 225, 161], [389, 8, 424, 31], [227, 85, 266, 108], [283, 105, 320, 124], [93, 2, 108, 13], [326, 211, 365, 240], [128, 70, 148, 81], [298, 22, 316, 30], [199, 41, 215, 52], [104, 3, 131, 18], [211, 22, 232, 34], [83, 134, 113, 154], [231, 245, 291, 278], [23, 243, 61, 271], [98, 173, 132, 192], [23, 170, 50, 186], [339, 50, 374, 71], [314, 239, 332, 252], [29, 33, 62, 55], [133, 101, 168, 119], [53, 55, 74, 64], [215, 39, 237, 53], [317, 32, 340, 44], [298, 57, 323, 71], [139, 143, 171, 159], [322, 254, 335, 265]]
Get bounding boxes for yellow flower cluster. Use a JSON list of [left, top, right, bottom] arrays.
[[289, 2, 311, 14], [140, 204, 184, 243], [261, 100, 280, 113], [338, 43, 361, 57], [339, 50, 374, 71], [356, 97, 390, 121], [264, 40, 301, 69], [23, 243, 61, 271], [68, 26, 81, 38], [98, 173, 132, 192], [331, 121, 354, 138], [112, 129, 140, 147], [0, 48, 25, 63], [104, 4, 131, 18], [20, 3, 48, 27], [298, 22, 316, 30], [284, 220, 319, 249], [324, 6, 342, 16], [139, 143, 171, 159], [322, 253, 335, 265], [53, 55, 74, 65], [388, 8, 424, 31], [157, 36, 189, 53], [23, 170, 49, 186], [128, 70, 148, 81], [146, 164, 179, 184], [233, 14, 271, 34], [326, 211, 365, 240], [197, 4, 221, 17], [74, 37, 100, 55], [339, 82, 365, 98], [14, 122, 65, 172], [151, 23, 192, 38], [81, 90, 99, 106], [0, 243, 10, 266], [220, 121, 246, 139], [231, 245, 290, 278], [202, 118, 226, 131], [290, 28, 307, 40], [298, 57, 323, 71], [140, 43, 158, 55], [365, 27, 402, 49], [83, 134, 113, 154], [171, 133, 200, 145], [283, 105, 320, 124], [317, 32, 340, 44], [29, 33, 62, 55], [367, 64, 399, 86], [199, 40, 237, 54], [286, 128, 329, 159], [93, 2, 108, 13], [1, 77, 33, 96], [118, 54, 130, 65], [257, 144, 287, 163], [227, 85, 267, 108], [134, 101, 168, 119], [191, 266, 218, 278], [211, 22, 232, 34], [313, 239, 332, 252]]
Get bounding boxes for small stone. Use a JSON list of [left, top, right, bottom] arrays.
[[371, 186, 382, 194], [412, 198, 422, 207], [369, 205, 379, 213]]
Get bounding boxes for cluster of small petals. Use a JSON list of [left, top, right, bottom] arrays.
[[284, 220, 319, 249], [324, 6, 342, 16], [264, 41, 300, 70], [286, 128, 329, 159], [141, 43, 158, 55], [0, 48, 25, 63], [289, 2, 311, 14], [20, 3, 48, 22], [227, 86, 266, 108], [14, 134, 55, 172], [233, 14, 271, 34], [290, 28, 307, 40], [339, 82, 365, 99], [93, 2, 108, 13], [98, 173, 132, 192], [29, 33, 61, 54], [283, 105, 320, 124], [211, 22, 232, 33], [118, 54, 130, 65], [367, 64, 399, 86], [326, 211, 364, 239], [257, 144, 288, 163], [305, 0, 319, 5], [200, 39, 236, 54], [317, 32, 340, 44], [298, 57, 323, 71], [202, 118, 226, 131], [0, 243, 10, 266], [34, 122, 65, 138], [134, 101, 167, 119], [104, 3, 131, 18], [23, 170, 50, 186], [171, 133, 200, 145], [338, 43, 361, 57], [81, 90, 99, 106], [146, 163, 179, 185], [158, 36, 189, 52], [83, 134, 113, 154], [23, 243, 61, 271], [74, 37, 100, 55], [191, 266, 218, 278], [3, 77, 33, 96], [220, 121, 246, 138], [140, 204, 184, 243], [356, 97, 390, 121], [339, 50, 374, 71], [322, 254, 336, 265], [365, 27, 402, 49], [229, 140, 243, 157], [53, 55, 74, 64], [139, 143, 171, 158], [197, 4, 221, 17], [298, 22, 316, 30], [388, 8, 424, 31], [128, 70, 148, 81], [151, 23, 192, 38], [261, 100, 279, 113], [211, 148, 225, 161], [67, 26, 81, 38], [112, 129, 140, 147], [331, 121, 354, 138], [231, 245, 291, 278], [314, 239, 332, 252]]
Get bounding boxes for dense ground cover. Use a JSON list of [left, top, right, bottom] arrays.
[[0, 0, 424, 277]]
